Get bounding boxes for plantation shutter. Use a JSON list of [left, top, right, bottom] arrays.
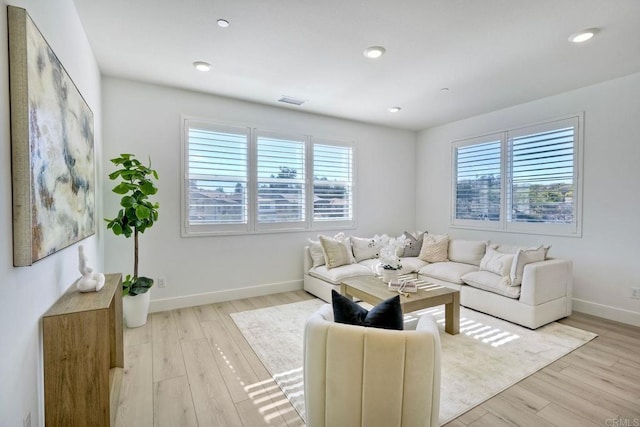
[[256, 131, 306, 227], [454, 138, 502, 223], [186, 122, 249, 228], [313, 142, 353, 223], [507, 118, 577, 225]]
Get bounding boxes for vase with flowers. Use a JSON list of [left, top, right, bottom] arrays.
[[378, 236, 407, 283]]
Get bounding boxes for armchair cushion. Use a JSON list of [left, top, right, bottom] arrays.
[[331, 290, 403, 330]]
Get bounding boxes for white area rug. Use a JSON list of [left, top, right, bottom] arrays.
[[231, 299, 597, 425]]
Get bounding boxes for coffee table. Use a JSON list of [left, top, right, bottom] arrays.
[[340, 275, 460, 335]]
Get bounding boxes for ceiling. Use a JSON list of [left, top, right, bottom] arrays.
[[72, 0, 640, 131]]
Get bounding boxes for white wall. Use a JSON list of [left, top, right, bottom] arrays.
[[102, 77, 416, 311], [417, 72, 640, 326], [0, 1, 102, 426]]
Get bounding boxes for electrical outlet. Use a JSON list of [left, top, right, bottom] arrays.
[[631, 287, 640, 299], [23, 412, 31, 427], [158, 277, 166, 288]]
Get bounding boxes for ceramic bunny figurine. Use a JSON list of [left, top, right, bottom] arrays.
[[76, 245, 105, 292]]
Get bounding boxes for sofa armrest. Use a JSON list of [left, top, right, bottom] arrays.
[[520, 259, 573, 308], [304, 245, 313, 273]]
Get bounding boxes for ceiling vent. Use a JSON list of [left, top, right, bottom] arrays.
[[278, 96, 306, 106]]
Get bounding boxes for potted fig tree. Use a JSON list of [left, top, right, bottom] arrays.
[[105, 154, 159, 328]]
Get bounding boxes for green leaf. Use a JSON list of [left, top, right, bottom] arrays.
[[112, 223, 122, 235], [122, 224, 133, 238], [136, 276, 154, 288], [136, 205, 150, 219], [140, 181, 156, 195], [113, 183, 130, 194], [121, 196, 136, 208], [128, 276, 153, 296]]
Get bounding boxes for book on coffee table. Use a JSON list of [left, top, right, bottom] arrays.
[[388, 279, 418, 293]]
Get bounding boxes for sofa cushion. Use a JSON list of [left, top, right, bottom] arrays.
[[331, 290, 403, 330], [319, 234, 355, 269], [510, 246, 546, 286], [351, 236, 383, 262], [462, 271, 522, 299], [479, 247, 515, 282], [402, 231, 425, 257], [308, 264, 374, 285], [419, 261, 478, 285], [418, 234, 449, 262], [448, 240, 488, 266], [307, 239, 326, 268]]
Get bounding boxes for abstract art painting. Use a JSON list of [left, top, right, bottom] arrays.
[[8, 6, 95, 266]]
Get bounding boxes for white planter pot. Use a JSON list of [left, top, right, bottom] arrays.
[[123, 290, 151, 328], [381, 269, 399, 283]]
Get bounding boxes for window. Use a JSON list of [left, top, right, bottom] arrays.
[[452, 115, 582, 236], [186, 122, 249, 233], [182, 118, 354, 235], [455, 137, 502, 226], [313, 142, 353, 225], [256, 131, 306, 230]]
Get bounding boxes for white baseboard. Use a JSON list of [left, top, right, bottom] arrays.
[[572, 298, 640, 327], [149, 280, 304, 313]]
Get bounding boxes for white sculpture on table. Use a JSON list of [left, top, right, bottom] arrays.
[[76, 245, 105, 292]]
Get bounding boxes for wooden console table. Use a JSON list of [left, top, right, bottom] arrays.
[[43, 273, 124, 426]]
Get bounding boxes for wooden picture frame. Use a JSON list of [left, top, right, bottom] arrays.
[[8, 6, 95, 266]]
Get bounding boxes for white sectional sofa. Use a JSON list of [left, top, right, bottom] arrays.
[[303, 236, 573, 329]]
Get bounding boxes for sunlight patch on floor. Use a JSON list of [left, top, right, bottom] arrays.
[[404, 310, 521, 348], [242, 368, 303, 424]]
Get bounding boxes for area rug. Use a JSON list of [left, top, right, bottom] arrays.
[[231, 299, 597, 425]]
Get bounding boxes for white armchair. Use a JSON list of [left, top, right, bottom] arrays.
[[304, 304, 441, 427]]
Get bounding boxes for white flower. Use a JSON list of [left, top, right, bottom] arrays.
[[378, 236, 407, 270]]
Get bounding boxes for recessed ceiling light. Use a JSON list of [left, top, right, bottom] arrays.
[[363, 46, 386, 59], [388, 106, 401, 113], [193, 61, 211, 72], [217, 19, 230, 28], [568, 28, 599, 43], [440, 87, 450, 92]]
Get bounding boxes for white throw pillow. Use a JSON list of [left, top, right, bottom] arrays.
[[350, 236, 383, 262], [510, 246, 546, 286], [479, 247, 515, 284], [418, 234, 449, 263], [319, 233, 355, 269], [307, 238, 326, 268]]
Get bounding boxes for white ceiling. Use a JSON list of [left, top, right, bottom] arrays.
[[72, 0, 640, 131]]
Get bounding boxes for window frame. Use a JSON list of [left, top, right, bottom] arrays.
[[181, 116, 356, 237], [450, 113, 584, 237]]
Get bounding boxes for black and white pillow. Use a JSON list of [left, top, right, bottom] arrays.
[[403, 231, 426, 257]]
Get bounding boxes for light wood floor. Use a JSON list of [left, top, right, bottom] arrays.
[[116, 291, 640, 427]]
